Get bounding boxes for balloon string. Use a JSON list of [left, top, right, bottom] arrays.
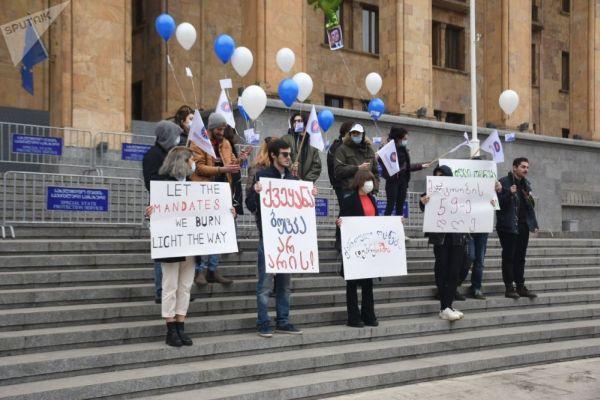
[[189, 73, 198, 110], [223, 88, 245, 140], [373, 119, 383, 139], [167, 52, 188, 105]]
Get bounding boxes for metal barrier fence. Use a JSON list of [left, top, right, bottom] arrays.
[[2, 172, 147, 235], [0, 122, 94, 169], [93, 131, 156, 173]]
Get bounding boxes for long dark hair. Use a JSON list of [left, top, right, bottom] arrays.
[[171, 105, 194, 131]]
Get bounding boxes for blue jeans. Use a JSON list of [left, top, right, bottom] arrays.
[[468, 233, 489, 291], [256, 240, 291, 326], [195, 254, 219, 272], [154, 261, 162, 299]]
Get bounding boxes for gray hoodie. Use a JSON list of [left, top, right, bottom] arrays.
[[154, 120, 183, 151]]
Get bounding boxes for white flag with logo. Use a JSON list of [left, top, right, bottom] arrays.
[[481, 129, 504, 163], [215, 89, 235, 128], [306, 105, 325, 151], [188, 109, 216, 159], [376, 140, 400, 176]]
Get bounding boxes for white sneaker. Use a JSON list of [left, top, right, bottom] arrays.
[[439, 307, 461, 321], [451, 308, 464, 319]]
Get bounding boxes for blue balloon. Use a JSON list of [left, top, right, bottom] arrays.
[[214, 34, 236, 64], [317, 109, 334, 132], [238, 104, 250, 121], [368, 98, 385, 121], [155, 14, 176, 42], [278, 78, 299, 108]]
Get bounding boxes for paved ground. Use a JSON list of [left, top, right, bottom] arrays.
[[326, 358, 600, 400]]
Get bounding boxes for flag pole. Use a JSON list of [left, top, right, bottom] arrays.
[[469, 0, 479, 158]]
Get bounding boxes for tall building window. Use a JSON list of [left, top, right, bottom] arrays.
[[132, 81, 143, 120], [434, 110, 443, 121], [531, 43, 538, 86], [132, 0, 145, 28], [561, 51, 569, 91], [446, 112, 465, 124], [325, 94, 344, 109], [562, 128, 570, 138], [432, 22, 442, 67], [532, 1, 540, 22], [362, 5, 379, 54], [561, 0, 570, 13], [445, 25, 464, 70]]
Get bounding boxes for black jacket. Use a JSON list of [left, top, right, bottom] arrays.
[[142, 144, 169, 191], [245, 164, 299, 234], [327, 137, 344, 187], [379, 143, 424, 184], [496, 172, 539, 233]]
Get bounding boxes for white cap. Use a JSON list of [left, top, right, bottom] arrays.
[[349, 123, 364, 133]]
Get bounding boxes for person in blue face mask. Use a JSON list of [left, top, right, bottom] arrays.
[[280, 113, 322, 182], [333, 123, 380, 199]]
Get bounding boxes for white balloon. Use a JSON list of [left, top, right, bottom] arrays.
[[365, 72, 382, 96], [241, 85, 267, 120], [499, 89, 519, 115], [231, 47, 253, 77], [292, 72, 313, 102], [276, 48, 295, 73], [175, 23, 197, 50]]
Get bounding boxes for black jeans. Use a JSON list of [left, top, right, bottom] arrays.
[[346, 278, 376, 323], [384, 179, 408, 216], [498, 225, 530, 289], [433, 242, 463, 310], [334, 186, 345, 209]]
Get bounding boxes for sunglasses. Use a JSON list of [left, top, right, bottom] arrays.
[[279, 151, 292, 158]]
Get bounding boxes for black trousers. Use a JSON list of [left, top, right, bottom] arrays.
[[346, 278, 376, 323], [433, 242, 463, 310], [334, 186, 345, 209], [384, 179, 408, 216], [498, 225, 530, 289]]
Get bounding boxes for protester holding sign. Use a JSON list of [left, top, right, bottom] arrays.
[[190, 112, 240, 286], [420, 165, 468, 321], [151, 146, 197, 347], [281, 113, 322, 182], [336, 170, 380, 328], [334, 123, 379, 199], [142, 120, 184, 304], [246, 139, 318, 338], [497, 157, 539, 300], [380, 127, 431, 216]]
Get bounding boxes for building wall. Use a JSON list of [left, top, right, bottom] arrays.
[[0, 0, 599, 141]]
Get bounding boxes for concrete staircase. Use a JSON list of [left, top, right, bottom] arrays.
[[1, 226, 600, 399]]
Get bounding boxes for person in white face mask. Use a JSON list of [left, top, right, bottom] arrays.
[[335, 169, 379, 327], [280, 113, 322, 182]]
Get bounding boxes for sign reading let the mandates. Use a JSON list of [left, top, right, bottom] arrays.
[[259, 178, 319, 274]]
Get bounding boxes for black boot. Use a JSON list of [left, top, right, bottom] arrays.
[[165, 321, 183, 347], [175, 321, 193, 346]]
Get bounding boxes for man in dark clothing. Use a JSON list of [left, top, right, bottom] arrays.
[[496, 157, 539, 299], [246, 139, 317, 338], [327, 121, 354, 206], [380, 127, 431, 216], [280, 113, 322, 183], [142, 121, 183, 303]]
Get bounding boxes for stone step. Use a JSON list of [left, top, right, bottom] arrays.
[[3, 268, 600, 309], [140, 338, 600, 400], [2, 319, 600, 399], [1, 289, 599, 356], [3, 262, 600, 290]]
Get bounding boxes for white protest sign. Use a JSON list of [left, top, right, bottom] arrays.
[[259, 177, 319, 274], [340, 216, 407, 280], [440, 158, 500, 210], [150, 181, 238, 259], [423, 176, 495, 233]]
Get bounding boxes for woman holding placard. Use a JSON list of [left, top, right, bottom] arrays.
[[336, 169, 379, 328], [149, 146, 197, 347]]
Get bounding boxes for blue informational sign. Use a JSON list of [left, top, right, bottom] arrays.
[[121, 143, 152, 161], [46, 187, 109, 212], [376, 199, 409, 218], [12, 134, 63, 156], [315, 197, 328, 217]]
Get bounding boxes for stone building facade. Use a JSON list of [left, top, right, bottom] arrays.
[[1, 0, 599, 141]]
